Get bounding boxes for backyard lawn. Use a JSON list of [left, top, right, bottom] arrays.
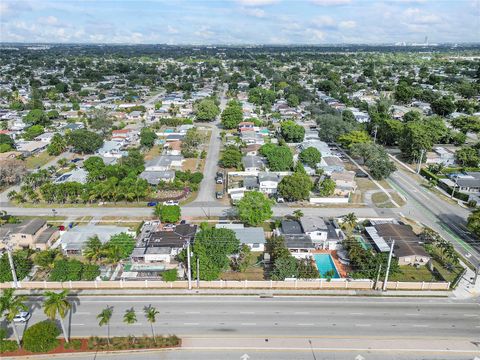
[[24, 151, 55, 169]]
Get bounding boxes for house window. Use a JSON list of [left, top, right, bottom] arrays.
[[21, 235, 26, 239]]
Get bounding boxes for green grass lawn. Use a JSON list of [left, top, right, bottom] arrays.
[[389, 265, 437, 282], [24, 151, 55, 169]]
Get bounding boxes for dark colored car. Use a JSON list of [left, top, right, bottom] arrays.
[[147, 201, 158, 207], [355, 170, 369, 178]]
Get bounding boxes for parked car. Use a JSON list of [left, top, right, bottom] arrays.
[[216, 191, 224, 199], [276, 197, 285, 203], [71, 158, 83, 163], [164, 223, 176, 230], [180, 220, 187, 224], [163, 200, 179, 206], [147, 201, 158, 207], [355, 170, 369, 178], [13, 311, 31, 323]]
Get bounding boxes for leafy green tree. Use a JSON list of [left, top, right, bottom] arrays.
[[191, 228, 240, 280], [43, 290, 71, 343], [271, 256, 298, 280], [0, 134, 15, 152], [88, 109, 113, 135], [351, 143, 396, 180], [97, 306, 113, 345], [237, 191, 273, 226], [259, 144, 293, 171], [24, 109, 49, 126], [431, 96, 456, 116], [297, 259, 319, 279], [287, 94, 300, 107], [317, 178, 336, 197], [451, 116, 480, 134], [47, 134, 67, 156], [394, 81, 415, 104], [161, 269, 178, 281], [280, 120, 305, 143], [299, 147, 321, 168], [403, 110, 422, 122], [221, 101, 243, 129], [278, 172, 312, 201], [105, 233, 136, 259], [23, 125, 44, 140], [0, 289, 27, 347], [316, 114, 357, 142], [140, 128, 157, 148], [49, 259, 83, 281], [83, 235, 104, 262], [0, 250, 33, 283], [248, 87, 276, 106], [338, 130, 371, 149], [220, 146, 243, 168], [195, 99, 220, 122], [22, 320, 60, 353], [154, 204, 181, 223], [399, 121, 434, 162], [144, 305, 159, 342], [67, 129, 103, 154], [468, 209, 480, 238], [33, 249, 62, 270], [455, 147, 480, 167]]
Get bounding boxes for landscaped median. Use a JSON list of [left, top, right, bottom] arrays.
[[1, 334, 181, 357]]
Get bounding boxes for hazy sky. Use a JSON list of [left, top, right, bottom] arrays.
[[1, 0, 479, 44]]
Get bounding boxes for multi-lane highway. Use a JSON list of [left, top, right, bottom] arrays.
[[3, 295, 479, 359]]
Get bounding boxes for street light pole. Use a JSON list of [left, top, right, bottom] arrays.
[[382, 239, 395, 292], [450, 178, 458, 199], [186, 241, 192, 290], [2, 232, 18, 288]]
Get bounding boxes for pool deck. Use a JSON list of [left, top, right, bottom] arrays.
[[312, 250, 349, 278]]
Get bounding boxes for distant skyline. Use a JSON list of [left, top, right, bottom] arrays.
[[1, 0, 479, 45]]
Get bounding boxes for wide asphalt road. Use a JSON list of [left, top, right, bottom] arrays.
[[388, 168, 480, 267], [6, 296, 479, 352]]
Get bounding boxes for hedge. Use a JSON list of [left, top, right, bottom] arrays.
[[87, 335, 180, 351], [420, 168, 469, 202], [22, 320, 60, 353]]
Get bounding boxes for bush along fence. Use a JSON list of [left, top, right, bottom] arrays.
[[0, 279, 451, 291], [420, 168, 469, 202]]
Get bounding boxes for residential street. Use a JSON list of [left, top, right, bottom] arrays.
[[5, 296, 479, 348]]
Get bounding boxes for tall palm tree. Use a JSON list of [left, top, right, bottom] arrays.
[[143, 305, 159, 342], [83, 236, 104, 263], [0, 289, 27, 348], [123, 308, 137, 344], [343, 212, 358, 233], [43, 290, 71, 343], [97, 306, 113, 345]]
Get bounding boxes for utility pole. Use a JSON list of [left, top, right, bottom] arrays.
[[373, 125, 378, 144], [450, 178, 458, 199], [196, 258, 200, 288], [375, 263, 382, 290], [382, 239, 395, 292], [416, 149, 425, 174], [3, 232, 18, 288], [186, 241, 192, 290]]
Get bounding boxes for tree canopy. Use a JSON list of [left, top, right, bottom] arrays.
[[299, 147, 322, 168], [195, 99, 220, 122], [280, 120, 305, 143], [237, 191, 273, 226]]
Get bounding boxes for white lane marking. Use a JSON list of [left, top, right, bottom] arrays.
[[355, 324, 371, 327], [74, 312, 90, 315], [186, 311, 200, 314], [297, 323, 314, 326], [183, 323, 199, 326], [240, 311, 255, 314], [412, 324, 429, 327], [71, 323, 85, 326], [406, 313, 420, 316], [241, 323, 257, 326], [349, 312, 365, 315], [294, 312, 310, 315], [463, 314, 479, 317]]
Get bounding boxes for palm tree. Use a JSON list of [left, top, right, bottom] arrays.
[[143, 305, 159, 342], [342, 212, 358, 233], [123, 308, 137, 344], [292, 209, 303, 220], [83, 236, 104, 263], [0, 289, 27, 348], [97, 306, 113, 346], [43, 290, 71, 343]]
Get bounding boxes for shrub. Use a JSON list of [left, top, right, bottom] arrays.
[[0, 328, 18, 353], [22, 320, 60, 353], [63, 339, 82, 350], [162, 269, 178, 281]]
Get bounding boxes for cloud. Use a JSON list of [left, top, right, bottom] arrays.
[[167, 25, 179, 34], [242, 7, 266, 17], [310, 0, 351, 6], [339, 20, 356, 29], [194, 26, 214, 39], [313, 15, 336, 27], [38, 15, 59, 26], [305, 28, 325, 41], [403, 7, 441, 24], [236, 0, 278, 6]]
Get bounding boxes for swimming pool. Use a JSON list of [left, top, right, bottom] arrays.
[[314, 254, 340, 279]]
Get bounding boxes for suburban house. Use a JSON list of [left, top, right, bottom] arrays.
[[59, 225, 133, 255], [442, 172, 480, 193], [242, 155, 265, 172], [215, 223, 266, 251], [365, 223, 431, 266], [330, 171, 357, 196], [0, 219, 59, 251], [97, 140, 126, 159], [15, 141, 48, 156], [145, 155, 184, 171], [54, 168, 88, 184], [139, 170, 175, 185], [131, 224, 197, 264], [318, 156, 345, 174], [426, 147, 456, 166], [258, 172, 280, 194]]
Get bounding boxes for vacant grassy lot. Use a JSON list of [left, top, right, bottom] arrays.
[[390, 265, 436, 282], [220, 252, 265, 281], [24, 151, 55, 169]]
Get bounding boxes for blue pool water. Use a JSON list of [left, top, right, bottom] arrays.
[[314, 254, 340, 278]]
